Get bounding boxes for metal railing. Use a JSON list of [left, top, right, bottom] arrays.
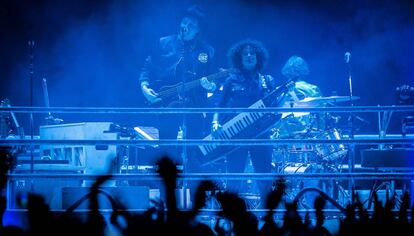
[[1, 105, 413, 113], [2, 105, 413, 210]]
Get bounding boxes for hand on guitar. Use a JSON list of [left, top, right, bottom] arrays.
[[211, 121, 223, 138], [142, 84, 162, 104], [200, 77, 217, 92]]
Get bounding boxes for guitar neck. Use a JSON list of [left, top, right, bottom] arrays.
[[157, 80, 201, 99], [157, 70, 232, 100]]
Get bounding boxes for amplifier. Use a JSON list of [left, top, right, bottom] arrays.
[[360, 148, 414, 169]]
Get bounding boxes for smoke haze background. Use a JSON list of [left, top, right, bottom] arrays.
[[1, 0, 413, 132]]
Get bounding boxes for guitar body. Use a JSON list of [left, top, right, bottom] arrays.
[[145, 69, 235, 108]]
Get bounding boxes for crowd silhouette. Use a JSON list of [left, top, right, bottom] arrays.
[[1, 147, 413, 235]]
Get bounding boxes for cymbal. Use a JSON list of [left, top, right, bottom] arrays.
[[294, 96, 360, 105]]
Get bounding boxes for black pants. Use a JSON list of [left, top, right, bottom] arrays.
[[157, 110, 211, 206], [157, 112, 207, 164]]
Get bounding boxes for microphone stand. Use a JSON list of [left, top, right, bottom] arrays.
[[42, 78, 63, 125], [178, 44, 198, 209], [345, 52, 356, 202], [176, 48, 190, 209], [28, 41, 35, 174]]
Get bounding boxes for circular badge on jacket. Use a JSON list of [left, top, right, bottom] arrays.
[[198, 53, 208, 63]]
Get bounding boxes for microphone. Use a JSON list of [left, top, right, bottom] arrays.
[[344, 52, 351, 64]]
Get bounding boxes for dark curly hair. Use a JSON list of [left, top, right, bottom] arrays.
[[227, 39, 269, 72]]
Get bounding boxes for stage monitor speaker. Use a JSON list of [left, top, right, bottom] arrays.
[[61, 186, 150, 210], [9, 178, 81, 209], [361, 148, 414, 169]]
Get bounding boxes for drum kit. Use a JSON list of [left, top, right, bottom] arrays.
[[271, 95, 360, 172], [271, 95, 360, 208]]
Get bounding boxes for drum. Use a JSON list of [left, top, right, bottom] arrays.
[[271, 113, 312, 139], [283, 163, 322, 174], [314, 128, 347, 162], [272, 118, 320, 166], [273, 145, 315, 165], [282, 163, 336, 209], [307, 112, 341, 131]]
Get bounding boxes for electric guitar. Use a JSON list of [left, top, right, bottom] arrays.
[[146, 68, 236, 107]]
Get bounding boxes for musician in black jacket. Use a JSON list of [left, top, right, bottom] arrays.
[[139, 6, 216, 166], [211, 39, 277, 205], [138, 6, 217, 207]]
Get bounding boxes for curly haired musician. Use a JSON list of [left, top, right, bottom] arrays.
[[139, 6, 217, 169], [211, 39, 277, 204]]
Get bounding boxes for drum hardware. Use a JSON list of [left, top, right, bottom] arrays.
[[287, 94, 359, 134], [308, 111, 342, 131], [313, 128, 348, 163], [271, 114, 348, 165], [283, 162, 315, 174], [271, 114, 312, 139], [271, 94, 366, 168], [282, 162, 341, 209], [280, 163, 316, 205], [272, 144, 316, 167], [292, 95, 360, 107], [344, 51, 358, 202]]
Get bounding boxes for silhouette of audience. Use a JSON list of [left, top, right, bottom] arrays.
[[1, 148, 413, 235]]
